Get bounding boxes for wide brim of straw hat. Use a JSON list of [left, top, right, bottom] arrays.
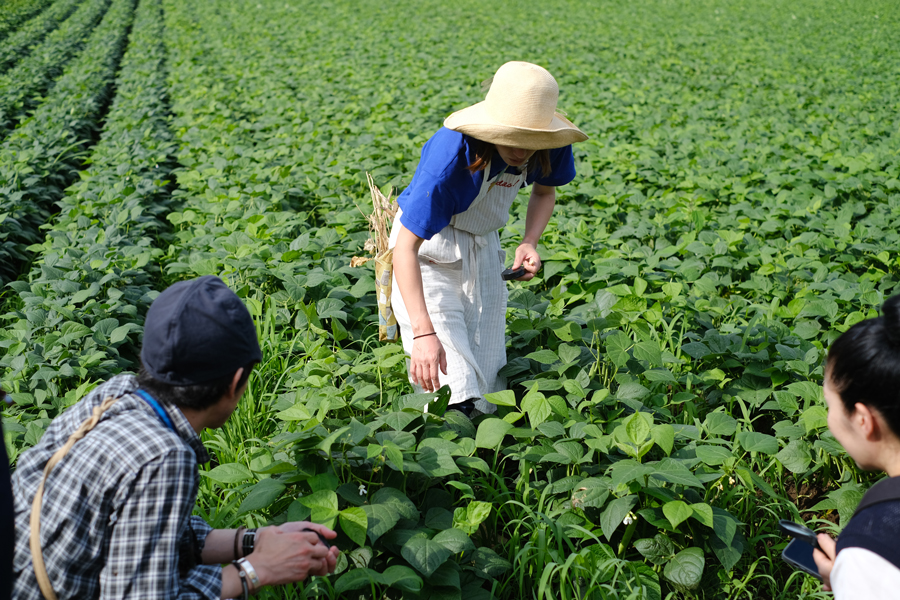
[[444, 101, 588, 150]]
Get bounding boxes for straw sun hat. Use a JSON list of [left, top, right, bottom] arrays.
[[443, 61, 588, 151]]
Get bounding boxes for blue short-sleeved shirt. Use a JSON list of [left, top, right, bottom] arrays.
[[397, 128, 576, 240]]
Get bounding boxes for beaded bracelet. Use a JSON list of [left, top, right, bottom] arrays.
[[413, 332, 437, 340]]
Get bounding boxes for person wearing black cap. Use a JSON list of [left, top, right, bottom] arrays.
[[10, 276, 338, 600]]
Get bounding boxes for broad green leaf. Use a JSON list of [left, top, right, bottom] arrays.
[[710, 508, 745, 570], [299, 490, 339, 526], [650, 424, 675, 455], [600, 495, 638, 540], [484, 389, 517, 407], [334, 568, 380, 594], [432, 528, 474, 553], [471, 547, 511, 577], [609, 460, 651, 489], [452, 501, 492, 535], [339, 507, 368, 547], [664, 547, 704, 590], [736, 431, 779, 454], [362, 503, 399, 544], [690, 502, 715, 527], [475, 418, 513, 449], [238, 479, 286, 514], [381, 565, 423, 592], [522, 385, 551, 429], [363, 487, 418, 543], [634, 534, 675, 565], [401, 537, 452, 578], [801, 406, 828, 433], [275, 403, 312, 421], [526, 349, 559, 364], [662, 500, 692, 528], [606, 331, 632, 368], [704, 412, 737, 437], [625, 412, 651, 445], [203, 463, 253, 484], [776, 439, 812, 473], [648, 459, 704, 488], [695, 444, 733, 466]]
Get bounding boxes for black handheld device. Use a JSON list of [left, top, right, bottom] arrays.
[[501, 266, 526, 281], [301, 527, 332, 548], [778, 520, 820, 549], [778, 520, 822, 581], [782, 539, 823, 580]]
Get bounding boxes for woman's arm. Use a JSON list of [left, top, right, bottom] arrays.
[[393, 225, 447, 392], [512, 183, 556, 280]]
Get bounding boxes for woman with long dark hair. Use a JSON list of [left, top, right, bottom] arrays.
[[814, 294, 900, 596]]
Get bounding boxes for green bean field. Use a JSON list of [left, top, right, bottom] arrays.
[[2, 0, 900, 597]]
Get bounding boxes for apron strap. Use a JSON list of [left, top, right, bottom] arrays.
[[30, 395, 119, 600]]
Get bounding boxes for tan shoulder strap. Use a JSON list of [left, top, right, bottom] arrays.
[[30, 395, 119, 600]]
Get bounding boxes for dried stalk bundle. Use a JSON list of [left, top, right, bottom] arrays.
[[365, 172, 397, 257], [352, 173, 398, 268]]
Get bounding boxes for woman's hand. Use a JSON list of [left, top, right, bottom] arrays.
[[393, 225, 448, 391], [250, 522, 340, 587], [410, 333, 447, 392], [513, 242, 541, 281], [813, 533, 837, 591]]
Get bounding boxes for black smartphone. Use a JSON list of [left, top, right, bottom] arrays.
[[782, 539, 822, 580], [501, 266, 526, 281], [778, 520, 822, 581]]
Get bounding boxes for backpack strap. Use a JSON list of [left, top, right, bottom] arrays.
[[854, 476, 900, 517], [30, 395, 118, 600]]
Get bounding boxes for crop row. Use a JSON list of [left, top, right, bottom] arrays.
[[0, 0, 112, 134], [0, 0, 134, 285], [0, 0, 79, 73], [155, 1, 762, 596], [4, 0, 899, 597], [0, 0, 54, 46], [0, 0, 174, 461]]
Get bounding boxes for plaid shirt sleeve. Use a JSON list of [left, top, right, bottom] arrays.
[[99, 448, 222, 599]]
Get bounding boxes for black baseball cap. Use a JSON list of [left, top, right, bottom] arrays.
[[141, 276, 262, 385]]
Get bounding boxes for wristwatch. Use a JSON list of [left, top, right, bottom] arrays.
[[242, 528, 257, 557]]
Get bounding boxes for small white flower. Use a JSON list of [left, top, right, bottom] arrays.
[[623, 514, 634, 525], [358, 484, 367, 496]]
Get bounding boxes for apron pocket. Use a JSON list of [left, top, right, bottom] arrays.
[[418, 228, 462, 265]]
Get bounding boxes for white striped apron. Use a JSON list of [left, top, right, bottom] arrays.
[[389, 161, 528, 414]]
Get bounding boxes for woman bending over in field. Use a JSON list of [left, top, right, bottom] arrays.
[[814, 294, 900, 596], [388, 61, 588, 416]]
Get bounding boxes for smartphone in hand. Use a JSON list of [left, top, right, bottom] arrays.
[[778, 520, 823, 581], [501, 266, 526, 281]]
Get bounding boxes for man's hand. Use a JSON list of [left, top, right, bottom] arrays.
[[512, 242, 541, 281], [252, 522, 339, 586], [813, 533, 837, 591]]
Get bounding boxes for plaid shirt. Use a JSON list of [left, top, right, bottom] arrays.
[[12, 375, 222, 599]]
